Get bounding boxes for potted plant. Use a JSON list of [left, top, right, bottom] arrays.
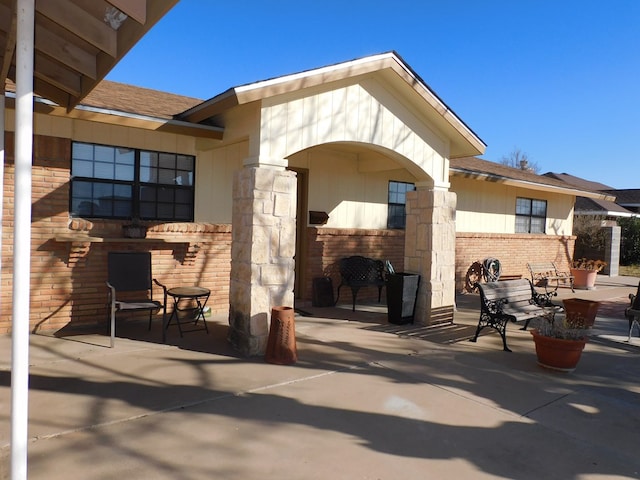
[[530, 298, 600, 372], [570, 258, 607, 290], [122, 216, 148, 239]]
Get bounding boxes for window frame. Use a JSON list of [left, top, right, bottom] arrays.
[[70, 142, 195, 222], [515, 197, 547, 234], [387, 180, 416, 229]]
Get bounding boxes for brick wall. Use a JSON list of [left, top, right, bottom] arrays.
[[0, 133, 232, 335], [302, 227, 405, 304], [455, 232, 575, 292]]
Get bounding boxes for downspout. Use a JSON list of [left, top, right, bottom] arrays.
[[11, 1, 34, 479]]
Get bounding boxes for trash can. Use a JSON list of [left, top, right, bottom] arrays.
[[386, 272, 420, 325], [312, 277, 334, 307]]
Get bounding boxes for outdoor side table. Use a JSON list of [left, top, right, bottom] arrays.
[[165, 286, 210, 339]]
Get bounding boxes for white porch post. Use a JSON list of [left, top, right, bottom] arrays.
[[228, 164, 297, 356], [11, 1, 35, 479], [404, 186, 457, 325]]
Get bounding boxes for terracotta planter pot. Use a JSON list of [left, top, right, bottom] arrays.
[[531, 329, 587, 372], [562, 298, 600, 328], [265, 306, 297, 365], [570, 268, 598, 290]]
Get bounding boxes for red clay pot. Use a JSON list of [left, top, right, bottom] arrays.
[[562, 298, 600, 328], [531, 329, 587, 372], [265, 306, 297, 365], [570, 268, 598, 290]]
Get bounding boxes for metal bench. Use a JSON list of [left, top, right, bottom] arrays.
[[470, 278, 558, 352], [625, 281, 640, 341], [527, 261, 574, 298], [335, 256, 386, 312]]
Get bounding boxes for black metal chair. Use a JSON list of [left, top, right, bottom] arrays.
[[625, 281, 640, 342], [106, 252, 166, 347]]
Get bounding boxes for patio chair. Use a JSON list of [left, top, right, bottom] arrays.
[[106, 252, 166, 348], [625, 281, 640, 342]]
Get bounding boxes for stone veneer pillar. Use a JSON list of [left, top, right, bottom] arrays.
[[404, 187, 457, 325], [228, 166, 297, 356]]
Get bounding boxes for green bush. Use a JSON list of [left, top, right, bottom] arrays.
[[619, 217, 640, 265]]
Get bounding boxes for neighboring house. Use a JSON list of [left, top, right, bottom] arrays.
[[604, 189, 640, 214], [542, 172, 639, 275], [1, 51, 609, 355], [543, 172, 636, 219]]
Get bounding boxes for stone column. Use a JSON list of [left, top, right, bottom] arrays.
[[603, 225, 621, 276], [228, 166, 297, 356], [404, 187, 457, 325]]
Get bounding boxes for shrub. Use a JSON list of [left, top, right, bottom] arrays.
[[619, 217, 640, 265]]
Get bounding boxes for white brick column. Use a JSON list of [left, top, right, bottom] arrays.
[[404, 187, 457, 325], [228, 166, 297, 356]]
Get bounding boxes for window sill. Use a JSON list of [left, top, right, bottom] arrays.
[[54, 233, 202, 243], [54, 233, 203, 266]]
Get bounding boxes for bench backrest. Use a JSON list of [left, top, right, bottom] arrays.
[[478, 279, 534, 309], [339, 256, 385, 283], [527, 262, 559, 276]]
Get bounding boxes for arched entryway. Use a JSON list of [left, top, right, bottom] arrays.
[[209, 53, 484, 355]]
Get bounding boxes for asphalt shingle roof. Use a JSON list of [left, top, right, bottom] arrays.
[[80, 80, 204, 120]]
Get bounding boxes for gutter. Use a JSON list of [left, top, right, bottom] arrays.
[[450, 167, 615, 201]]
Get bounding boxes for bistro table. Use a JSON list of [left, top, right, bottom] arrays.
[[163, 286, 210, 341]]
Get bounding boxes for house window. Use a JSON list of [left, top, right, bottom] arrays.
[[70, 142, 195, 221], [387, 181, 415, 229], [515, 197, 547, 233]]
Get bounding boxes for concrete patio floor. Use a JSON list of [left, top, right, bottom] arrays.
[[1, 275, 639, 479]]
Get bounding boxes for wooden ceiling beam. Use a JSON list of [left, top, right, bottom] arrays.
[[106, 0, 146, 25], [34, 52, 81, 96], [35, 23, 97, 79], [0, 0, 15, 84], [36, 0, 118, 58]]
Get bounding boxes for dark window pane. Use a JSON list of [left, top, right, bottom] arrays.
[[140, 165, 158, 183], [177, 155, 193, 170], [516, 198, 531, 215], [157, 187, 174, 203], [94, 145, 114, 163], [139, 202, 156, 219], [175, 170, 192, 186], [114, 163, 134, 181], [157, 203, 174, 219], [94, 161, 115, 180], [73, 142, 93, 160], [175, 204, 191, 219], [70, 142, 194, 221], [175, 189, 191, 203], [158, 168, 176, 185], [73, 180, 93, 198], [113, 200, 132, 217], [530, 217, 545, 233], [532, 199, 547, 217], [72, 159, 94, 177], [115, 148, 135, 165], [387, 181, 414, 229], [159, 153, 175, 169], [140, 185, 156, 201]]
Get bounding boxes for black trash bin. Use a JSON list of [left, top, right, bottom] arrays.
[[312, 277, 335, 307], [386, 272, 420, 324]]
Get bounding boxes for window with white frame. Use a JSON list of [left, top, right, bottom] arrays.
[[70, 142, 195, 221], [515, 197, 547, 233], [387, 181, 415, 229]]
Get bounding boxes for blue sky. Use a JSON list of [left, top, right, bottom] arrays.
[[107, 0, 639, 189]]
